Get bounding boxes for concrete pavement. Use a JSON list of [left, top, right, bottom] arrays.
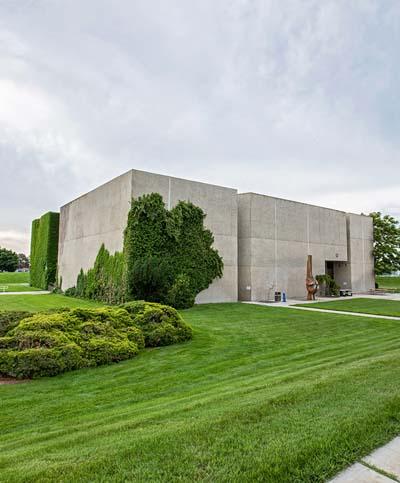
[[330, 437, 400, 482]]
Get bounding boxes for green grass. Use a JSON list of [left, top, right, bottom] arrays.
[[2, 303, 400, 481], [0, 293, 104, 312], [377, 276, 400, 291], [0, 284, 41, 293], [0, 272, 30, 284], [296, 297, 400, 317]]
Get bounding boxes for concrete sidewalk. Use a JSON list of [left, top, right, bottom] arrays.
[[246, 301, 400, 321], [330, 437, 400, 482], [284, 305, 400, 321], [246, 296, 400, 321]]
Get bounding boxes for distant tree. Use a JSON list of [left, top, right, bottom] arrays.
[[370, 212, 400, 275], [17, 253, 30, 270], [0, 247, 19, 272]]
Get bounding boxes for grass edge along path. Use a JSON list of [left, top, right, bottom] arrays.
[[0, 284, 41, 293], [377, 276, 400, 292], [295, 297, 400, 318], [0, 272, 30, 284], [2, 303, 400, 481], [0, 293, 104, 311]]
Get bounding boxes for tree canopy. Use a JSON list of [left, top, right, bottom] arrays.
[[370, 212, 400, 275], [0, 247, 19, 272]]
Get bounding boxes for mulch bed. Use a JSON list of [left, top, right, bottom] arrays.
[[0, 377, 26, 385]]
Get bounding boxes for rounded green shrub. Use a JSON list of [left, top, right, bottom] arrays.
[[125, 326, 145, 349], [120, 301, 193, 347], [0, 303, 191, 379], [0, 311, 33, 337], [81, 338, 138, 366], [0, 344, 83, 379]]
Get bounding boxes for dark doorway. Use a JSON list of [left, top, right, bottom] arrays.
[[325, 261, 334, 279]]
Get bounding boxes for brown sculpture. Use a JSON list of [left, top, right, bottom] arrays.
[[306, 255, 318, 301]]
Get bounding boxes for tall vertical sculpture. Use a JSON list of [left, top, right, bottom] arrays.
[[306, 255, 318, 301]]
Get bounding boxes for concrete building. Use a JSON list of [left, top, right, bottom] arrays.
[[238, 193, 374, 301], [58, 169, 238, 303], [58, 169, 375, 302]]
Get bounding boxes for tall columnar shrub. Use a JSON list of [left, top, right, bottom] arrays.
[[30, 212, 60, 289]]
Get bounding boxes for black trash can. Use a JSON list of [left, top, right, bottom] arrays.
[[274, 291, 282, 302]]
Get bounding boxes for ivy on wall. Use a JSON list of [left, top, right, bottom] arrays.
[[124, 193, 223, 302], [30, 212, 60, 290], [68, 193, 223, 308]]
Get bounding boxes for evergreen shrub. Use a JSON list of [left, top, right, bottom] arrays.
[[0, 303, 192, 378], [0, 311, 33, 337], [167, 274, 195, 309], [30, 212, 60, 290], [316, 274, 340, 297], [120, 301, 193, 347]]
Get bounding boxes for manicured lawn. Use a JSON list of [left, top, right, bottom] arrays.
[[0, 293, 104, 312], [0, 284, 41, 293], [0, 272, 30, 284], [377, 276, 400, 291], [296, 297, 400, 317], [2, 303, 400, 481]]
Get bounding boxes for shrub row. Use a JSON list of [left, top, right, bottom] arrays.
[[0, 302, 192, 379], [65, 246, 126, 304], [30, 212, 60, 290]]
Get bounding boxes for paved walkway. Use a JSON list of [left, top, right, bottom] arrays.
[[330, 436, 400, 482], [282, 305, 400, 321]]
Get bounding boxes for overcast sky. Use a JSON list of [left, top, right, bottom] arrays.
[[1, 0, 399, 254]]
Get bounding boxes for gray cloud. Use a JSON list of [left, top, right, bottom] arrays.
[[0, 0, 399, 253]]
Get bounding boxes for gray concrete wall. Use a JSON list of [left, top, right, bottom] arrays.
[[58, 171, 133, 290], [58, 169, 238, 303], [238, 193, 349, 300], [347, 213, 375, 292]]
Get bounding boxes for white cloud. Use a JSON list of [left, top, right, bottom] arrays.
[[0, 0, 399, 253]]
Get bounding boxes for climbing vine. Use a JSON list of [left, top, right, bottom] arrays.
[[67, 193, 223, 308]]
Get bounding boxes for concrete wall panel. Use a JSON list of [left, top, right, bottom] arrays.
[[58, 171, 133, 290], [237, 193, 351, 300], [347, 214, 375, 292]]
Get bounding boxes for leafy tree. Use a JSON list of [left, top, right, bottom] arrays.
[[17, 253, 30, 270], [370, 212, 400, 275], [0, 247, 19, 272]]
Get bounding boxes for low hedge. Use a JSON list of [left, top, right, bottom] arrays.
[[0, 303, 192, 378], [120, 301, 193, 347]]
